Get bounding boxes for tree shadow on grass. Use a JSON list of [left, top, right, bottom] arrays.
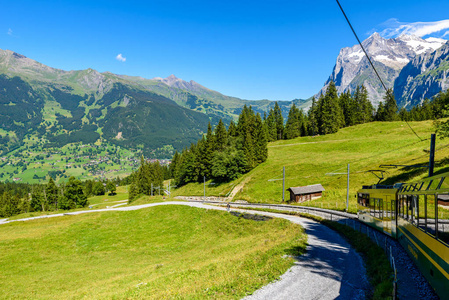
[[380, 157, 449, 184], [284, 245, 307, 257]]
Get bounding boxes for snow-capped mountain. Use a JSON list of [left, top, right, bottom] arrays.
[[394, 41, 449, 108], [320, 33, 447, 105]]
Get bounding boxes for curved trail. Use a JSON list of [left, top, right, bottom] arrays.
[[0, 201, 370, 299]]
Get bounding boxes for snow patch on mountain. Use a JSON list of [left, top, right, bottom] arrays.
[[319, 33, 448, 105]]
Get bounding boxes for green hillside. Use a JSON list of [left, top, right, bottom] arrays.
[[0, 49, 310, 160], [0, 205, 306, 299], [172, 121, 449, 212]]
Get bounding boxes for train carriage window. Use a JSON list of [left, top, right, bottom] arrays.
[[385, 198, 390, 219], [426, 195, 436, 236], [377, 199, 382, 219], [375, 199, 378, 218], [406, 195, 413, 221], [358, 193, 370, 207], [391, 199, 396, 220], [418, 195, 426, 231], [380, 199, 384, 219], [412, 195, 419, 227], [375, 198, 378, 216], [437, 194, 449, 244], [402, 195, 407, 219]]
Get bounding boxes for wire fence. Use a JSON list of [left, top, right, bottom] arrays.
[[199, 201, 399, 299]]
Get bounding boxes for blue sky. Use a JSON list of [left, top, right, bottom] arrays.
[[1, 0, 449, 100]]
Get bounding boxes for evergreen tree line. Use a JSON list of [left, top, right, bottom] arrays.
[[170, 106, 268, 186], [266, 81, 375, 140], [268, 82, 449, 141], [0, 177, 123, 218], [399, 89, 449, 122], [128, 157, 167, 202]]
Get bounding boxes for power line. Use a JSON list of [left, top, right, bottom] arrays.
[[335, 0, 424, 142]]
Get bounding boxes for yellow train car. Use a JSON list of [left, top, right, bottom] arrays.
[[398, 173, 449, 299], [358, 173, 449, 299], [357, 184, 399, 238]]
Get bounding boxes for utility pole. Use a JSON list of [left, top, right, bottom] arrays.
[[346, 164, 350, 212], [429, 133, 436, 177], [204, 176, 206, 201], [282, 166, 285, 202]]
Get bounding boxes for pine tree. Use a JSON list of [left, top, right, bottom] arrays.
[[214, 119, 228, 151], [203, 122, 216, 177], [60, 177, 88, 210], [46, 177, 59, 210], [376, 102, 386, 121], [285, 104, 301, 139], [228, 120, 237, 137], [339, 90, 353, 127], [253, 113, 268, 163], [265, 108, 277, 142], [106, 181, 116, 195], [243, 130, 255, 171], [30, 186, 45, 212], [170, 151, 180, 179], [320, 81, 343, 134], [128, 181, 139, 203], [352, 85, 374, 124], [308, 97, 319, 136], [383, 89, 398, 121], [273, 102, 284, 140]]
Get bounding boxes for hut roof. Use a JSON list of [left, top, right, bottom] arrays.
[[288, 184, 325, 195]]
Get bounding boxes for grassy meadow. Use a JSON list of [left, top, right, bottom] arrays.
[[172, 121, 449, 213], [0, 205, 306, 299]]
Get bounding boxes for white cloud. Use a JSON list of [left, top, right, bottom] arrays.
[[372, 18, 449, 39], [7, 28, 13, 36], [116, 53, 126, 62]]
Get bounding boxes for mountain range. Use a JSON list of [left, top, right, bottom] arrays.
[[321, 33, 449, 107], [0, 49, 308, 157], [1, 32, 449, 159]]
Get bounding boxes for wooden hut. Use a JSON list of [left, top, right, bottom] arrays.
[[287, 184, 325, 203]]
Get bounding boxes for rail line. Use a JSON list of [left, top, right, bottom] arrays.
[[188, 200, 438, 299]]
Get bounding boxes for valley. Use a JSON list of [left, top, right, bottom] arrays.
[[0, 141, 142, 184]]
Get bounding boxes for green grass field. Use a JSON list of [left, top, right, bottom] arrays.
[[0, 205, 306, 299], [172, 121, 449, 213]]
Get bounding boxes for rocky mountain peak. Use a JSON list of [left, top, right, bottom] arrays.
[[152, 74, 210, 93], [319, 33, 448, 105], [394, 41, 449, 107]]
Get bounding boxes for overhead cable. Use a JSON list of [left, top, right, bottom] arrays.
[[335, 0, 424, 141]]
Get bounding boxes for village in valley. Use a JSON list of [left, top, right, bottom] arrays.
[[0, 141, 171, 184]]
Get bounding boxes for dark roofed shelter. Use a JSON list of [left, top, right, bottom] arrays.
[[288, 184, 325, 203]]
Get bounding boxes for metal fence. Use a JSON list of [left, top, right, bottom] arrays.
[[198, 200, 398, 299]]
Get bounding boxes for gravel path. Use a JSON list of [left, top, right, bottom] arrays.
[[242, 211, 370, 299], [0, 202, 371, 298]]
